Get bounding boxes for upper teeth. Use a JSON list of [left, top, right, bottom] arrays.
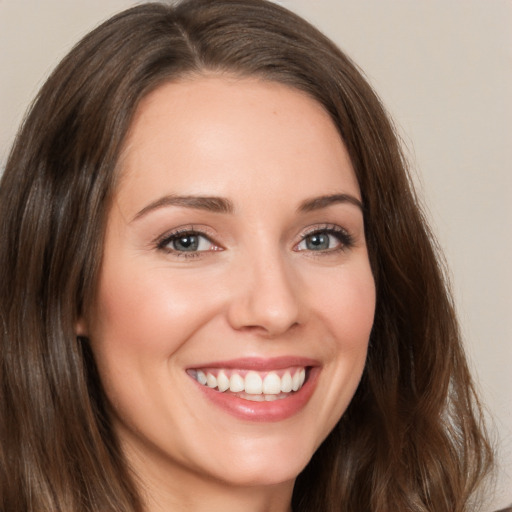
[[191, 368, 307, 395]]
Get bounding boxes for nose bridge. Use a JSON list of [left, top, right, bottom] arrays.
[[226, 244, 302, 336]]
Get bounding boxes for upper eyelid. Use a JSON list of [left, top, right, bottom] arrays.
[[156, 225, 216, 241], [155, 226, 221, 250], [153, 222, 353, 250], [297, 223, 350, 238], [294, 224, 354, 250]]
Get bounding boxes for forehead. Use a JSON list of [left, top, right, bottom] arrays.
[[116, 75, 360, 211]]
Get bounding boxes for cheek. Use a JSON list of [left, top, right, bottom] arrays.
[[314, 261, 375, 397], [312, 261, 376, 348], [290, 261, 375, 450], [85, 261, 222, 430], [89, 260, 221, 358]]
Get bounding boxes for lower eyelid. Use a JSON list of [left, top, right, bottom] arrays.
[[156, 229, 223, 255], [155, 225, 354, 255], [296, 235, 339, 251], [295, 226, 353, 250]]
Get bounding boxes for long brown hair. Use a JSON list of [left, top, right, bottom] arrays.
[[0, 1, 492, 510]]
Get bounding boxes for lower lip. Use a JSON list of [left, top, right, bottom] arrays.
[[191, 368, 320, 422]]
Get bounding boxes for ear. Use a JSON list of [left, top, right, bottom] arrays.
[[75, 317, 89, 337]]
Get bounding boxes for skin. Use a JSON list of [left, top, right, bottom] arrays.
[[79, 76, 376, 512]]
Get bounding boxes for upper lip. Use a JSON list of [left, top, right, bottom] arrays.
[[187, 356, 320, 371]]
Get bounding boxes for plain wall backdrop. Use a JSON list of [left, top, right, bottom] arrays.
[[1, 0, 511, 508]]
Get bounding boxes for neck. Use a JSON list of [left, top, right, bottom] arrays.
[[142, 478, 294, 512]]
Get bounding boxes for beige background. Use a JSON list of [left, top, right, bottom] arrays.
[[1, 0, 510, 508]]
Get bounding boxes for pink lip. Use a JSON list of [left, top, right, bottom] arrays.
[[188, 356, 320, 371], [188, 357, 321, 422]]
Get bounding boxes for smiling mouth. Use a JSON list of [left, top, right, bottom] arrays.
[[187, 367, 308, 401]]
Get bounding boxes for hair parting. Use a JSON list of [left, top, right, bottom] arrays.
[[0, 1, 493, 510]]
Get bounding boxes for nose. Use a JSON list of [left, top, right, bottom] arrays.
[[226, 253, 303, 338]]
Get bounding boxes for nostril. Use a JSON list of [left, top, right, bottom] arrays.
[[233, 321, 300, 338], [225, 259, 303, 336]]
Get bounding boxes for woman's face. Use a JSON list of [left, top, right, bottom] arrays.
[[81, 76, 375, 497]]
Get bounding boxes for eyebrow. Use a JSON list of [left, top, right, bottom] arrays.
[[133, 195, 234, 221], [132, 192, 362, 222], [297, 193, 363, 213]]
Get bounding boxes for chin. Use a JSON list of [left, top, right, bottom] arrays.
[[216, 462, 305, 489], [200, 434, 317, 489]]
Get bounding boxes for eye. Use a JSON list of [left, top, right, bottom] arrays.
[[157, 229, 221, 256], [300, 232, 337, 251], [295, 226, 353, 253], [170, 233, 210, 252]]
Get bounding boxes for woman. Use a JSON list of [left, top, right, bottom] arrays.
[[0, 1, 493, 511]]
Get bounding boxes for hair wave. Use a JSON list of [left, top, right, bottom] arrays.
[[0, 1, 492, 511]]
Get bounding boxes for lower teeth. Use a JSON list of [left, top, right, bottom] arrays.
[[234, 391, 291, 402]]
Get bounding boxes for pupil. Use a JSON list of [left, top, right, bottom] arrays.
[[174, 235, 198, 251], [307, 233, 329, 250]]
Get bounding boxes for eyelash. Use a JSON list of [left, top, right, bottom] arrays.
[[295, 224, 354, 255], [156, 227, 221, 259], [155, 224, 354, 259]]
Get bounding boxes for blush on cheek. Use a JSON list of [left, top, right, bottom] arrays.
[[319, 280, 375, 347]]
